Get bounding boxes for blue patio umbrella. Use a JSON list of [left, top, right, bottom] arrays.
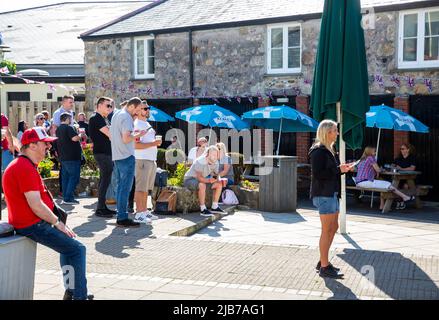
[[242, 105, 319, 155], [366, 104, 429, 159], [366, 104, 429, 208], [176, 104, 249, 143], [148, 106, 175, 122]]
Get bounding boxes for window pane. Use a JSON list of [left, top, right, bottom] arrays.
[[147, 39, 155, 57], [425, 11, 439, 36], [148, 57, 155, 74], [424, 37, 439, 60], [288, 27, 300, 47], [271, 28, 283, 48], [404, 14, 418, 38], [136, 40, 144, 75], [403, 38, 417, 61], [271, 48, 283, 68], [288, 48, 300, 68]]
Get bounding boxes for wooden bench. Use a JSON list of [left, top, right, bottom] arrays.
[[346, 184, 432, 213]]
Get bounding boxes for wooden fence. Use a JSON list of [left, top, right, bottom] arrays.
[[7, 101, 87, 135]]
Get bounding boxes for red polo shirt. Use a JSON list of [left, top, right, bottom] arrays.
[[2, 157, 54, 229]]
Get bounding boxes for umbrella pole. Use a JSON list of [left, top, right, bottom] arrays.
[[208, 127, 212, 145], [276, 117, 283, 156], [370, 128, 382, 208], [338, 102, 347, 235]]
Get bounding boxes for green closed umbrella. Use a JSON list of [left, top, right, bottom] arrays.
[[311, 0, 369, 233]]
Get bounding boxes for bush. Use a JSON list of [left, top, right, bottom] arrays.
[[157, 148, 167, 170], [168, 163, 189, 187], [240, 179, 258, 191], [227, 152, 245, 184], [81, 144, 99, 177], [165, 148, 187, 176], [0, 60, 17, 75], [38, 157, 54, 178]]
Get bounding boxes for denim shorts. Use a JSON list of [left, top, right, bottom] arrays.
[[312, 193, 339, 215]]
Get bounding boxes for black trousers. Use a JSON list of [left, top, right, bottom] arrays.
[[94, 153, 113, 210]]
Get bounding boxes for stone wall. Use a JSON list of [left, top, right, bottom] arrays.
[[84, 11, 439, 113]]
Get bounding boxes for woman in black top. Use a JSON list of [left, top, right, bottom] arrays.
[[309, 120, 353, 279], [393, 143, 416, 209]]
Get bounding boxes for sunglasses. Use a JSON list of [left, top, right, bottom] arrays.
[[106, 104, 113, 108], [37, 117, 44, 120], [143, 107, 151, 111]]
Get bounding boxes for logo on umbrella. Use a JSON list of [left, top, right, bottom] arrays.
[[390, 111, 417, 131], [180, 107, 203, 121], [212, 111, 236, 128], [251, 107, 281, 118]]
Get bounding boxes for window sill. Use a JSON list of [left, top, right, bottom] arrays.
[[264, 72, 303, 77], [130, 77, 155, 81]]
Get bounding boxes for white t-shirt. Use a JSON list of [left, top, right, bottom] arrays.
[[187, 147, 198, 163], [134, 119, 157, 161]]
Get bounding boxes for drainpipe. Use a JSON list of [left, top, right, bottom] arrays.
[[188, 29, 194, 105]]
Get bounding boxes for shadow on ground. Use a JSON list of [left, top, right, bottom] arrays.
[[95, 225, 154, 259], [336, 248, 439, 299]]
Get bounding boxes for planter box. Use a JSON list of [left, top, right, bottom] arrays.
[[44, 176, 99, 197], [230, 185, 259, 210], [0, 235, 37, 300]]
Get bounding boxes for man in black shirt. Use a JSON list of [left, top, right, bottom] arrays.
[[89, 97, 115, 217], [56, 113, 84, 205]]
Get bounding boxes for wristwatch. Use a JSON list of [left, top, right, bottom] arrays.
[[53, 217, 60, 227]]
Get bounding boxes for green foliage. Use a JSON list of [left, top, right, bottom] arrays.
[[38, 157, 54, 178], [0, 60, 17, 75], [165, 148, 187, 175], [157, 148, 167, 170], [240, 179, 258, 191], [227, 152, 245, 184], [81, 144, 99, 177], [168, 163, 189, 187]]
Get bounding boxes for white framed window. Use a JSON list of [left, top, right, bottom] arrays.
[[134, 36, 155, 79], [398, 7, 439, 69], [267, 23, 302, 74]]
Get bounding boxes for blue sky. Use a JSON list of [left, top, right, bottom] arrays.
[[0, 0, 147, 13]]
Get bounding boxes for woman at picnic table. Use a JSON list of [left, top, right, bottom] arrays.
[[309, 119, 355, 279], [354, 146, 415, 210]]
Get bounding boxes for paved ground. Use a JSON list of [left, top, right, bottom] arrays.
[[2, 197, 439, 300]]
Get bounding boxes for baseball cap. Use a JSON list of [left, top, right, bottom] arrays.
[[21, 127, 58, 146]]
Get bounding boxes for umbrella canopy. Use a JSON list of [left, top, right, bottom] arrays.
[[175, 104, 249, 130], [310, 0, 369, 150], [242, 105, 319, 132], [148, 106, 175, 122], [366, 104, 429, 133]]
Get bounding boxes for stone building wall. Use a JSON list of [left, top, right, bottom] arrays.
[[84, 11, 439, 112]]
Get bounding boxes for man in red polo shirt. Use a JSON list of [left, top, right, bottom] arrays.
[[2, 127, 92, 300]]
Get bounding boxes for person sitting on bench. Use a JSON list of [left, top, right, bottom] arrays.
[[354, 146, 414, 211]]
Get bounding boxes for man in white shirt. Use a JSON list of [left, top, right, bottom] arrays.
[[187, 137, 208, 166], [133, 102, 162, 224]]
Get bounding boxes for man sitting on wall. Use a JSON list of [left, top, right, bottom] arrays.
[[2, 127, 92, 300], [184, 145, 226, 216]]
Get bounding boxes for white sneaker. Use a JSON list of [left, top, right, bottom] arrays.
[[144, 210, 159, 220], [134, 212, 152, 224]]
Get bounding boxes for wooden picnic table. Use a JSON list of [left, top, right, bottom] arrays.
[[379, 170, 422, 211], [347, 170, 430, 213]]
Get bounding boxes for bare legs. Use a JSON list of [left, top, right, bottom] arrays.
[[134, 191, 147, 213], [198, 182, 223, 207], [319, 213, 339, 268]]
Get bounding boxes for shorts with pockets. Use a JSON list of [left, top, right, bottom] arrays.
[[312, 192, 339, 215], [135, 159, 157, 192]]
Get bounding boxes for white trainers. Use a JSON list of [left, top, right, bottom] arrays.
[[134, 212, 152, 224], [144, 210, 159, 220]]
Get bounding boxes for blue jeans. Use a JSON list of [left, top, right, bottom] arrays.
[[16, 220, 88, 300], [2, 149, 14, 171], [61, 160, 81, 202], [106, 162, 119, 200], [114, 156, 135, 221]]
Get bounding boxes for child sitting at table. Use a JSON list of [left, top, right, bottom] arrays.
[[354, 146, 414, 211]]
